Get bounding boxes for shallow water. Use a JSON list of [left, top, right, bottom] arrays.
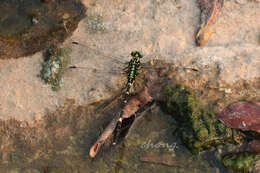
[[0, 99, 237, 173]]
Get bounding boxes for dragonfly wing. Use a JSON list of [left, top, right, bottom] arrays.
[[70, 41, 128, 64]]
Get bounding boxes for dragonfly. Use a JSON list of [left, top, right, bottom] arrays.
[[66, 41, 154, 99], [65, 40, 157, 145]]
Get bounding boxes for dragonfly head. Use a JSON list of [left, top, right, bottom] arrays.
[[131, 51, 143, 59]]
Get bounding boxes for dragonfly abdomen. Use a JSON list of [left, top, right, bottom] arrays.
[[125, 54, 142, 96]]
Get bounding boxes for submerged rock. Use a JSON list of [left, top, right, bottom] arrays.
[[249, 140, 260, 153], [0, 0, 85, 59], [222, 152, 260, 173], [40, 46, 71, 91], [161, 85, 243, 153], [140, 154, 185, 167]]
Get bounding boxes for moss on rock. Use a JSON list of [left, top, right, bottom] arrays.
[[161, 84, 244, 153], [222, 152, 260, 172], [40, 46, 71, 91], [161, 85, 200, 123]]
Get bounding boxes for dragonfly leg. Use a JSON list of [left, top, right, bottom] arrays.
[[113, 117, 123, 145]]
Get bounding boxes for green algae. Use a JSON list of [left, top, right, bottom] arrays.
[[40, 46, 71, 91], [161, 85, 200, 123], [222, 152, 260, 172], [86, 15, 106, 33], [161, 84, 244, 153]]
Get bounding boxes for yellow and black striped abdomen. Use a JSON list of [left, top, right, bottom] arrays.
[[125, 56, 141, 95]]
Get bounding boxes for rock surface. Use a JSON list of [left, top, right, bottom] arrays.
[[0, 0, 259, 121], [0, 0, 85, 59], [249, 140, 260, 153]]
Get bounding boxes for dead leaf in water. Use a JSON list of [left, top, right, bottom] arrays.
[[216, 101, 260, 133], [140, 154, 185, 167], [196, 0, 224, 46], [89, 87, 154, 158]]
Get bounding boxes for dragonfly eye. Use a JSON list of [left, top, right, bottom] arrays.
[[131, 51, 136, 57], [131, 51, 143, 58]]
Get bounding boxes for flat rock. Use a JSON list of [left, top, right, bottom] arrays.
[[0, 0, 259, 122]]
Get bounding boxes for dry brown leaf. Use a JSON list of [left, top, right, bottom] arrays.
[[196, 0, 224, 46], [89, 86, 153, 158]]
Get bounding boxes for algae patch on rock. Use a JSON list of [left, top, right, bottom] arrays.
[[40, 46, 71, 91], [161, 85, 243, 153], [0, 0, 85, 59], [86, 15, 107, 34], [222, 152, 260, 172], [161, 85, 199, 123]]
